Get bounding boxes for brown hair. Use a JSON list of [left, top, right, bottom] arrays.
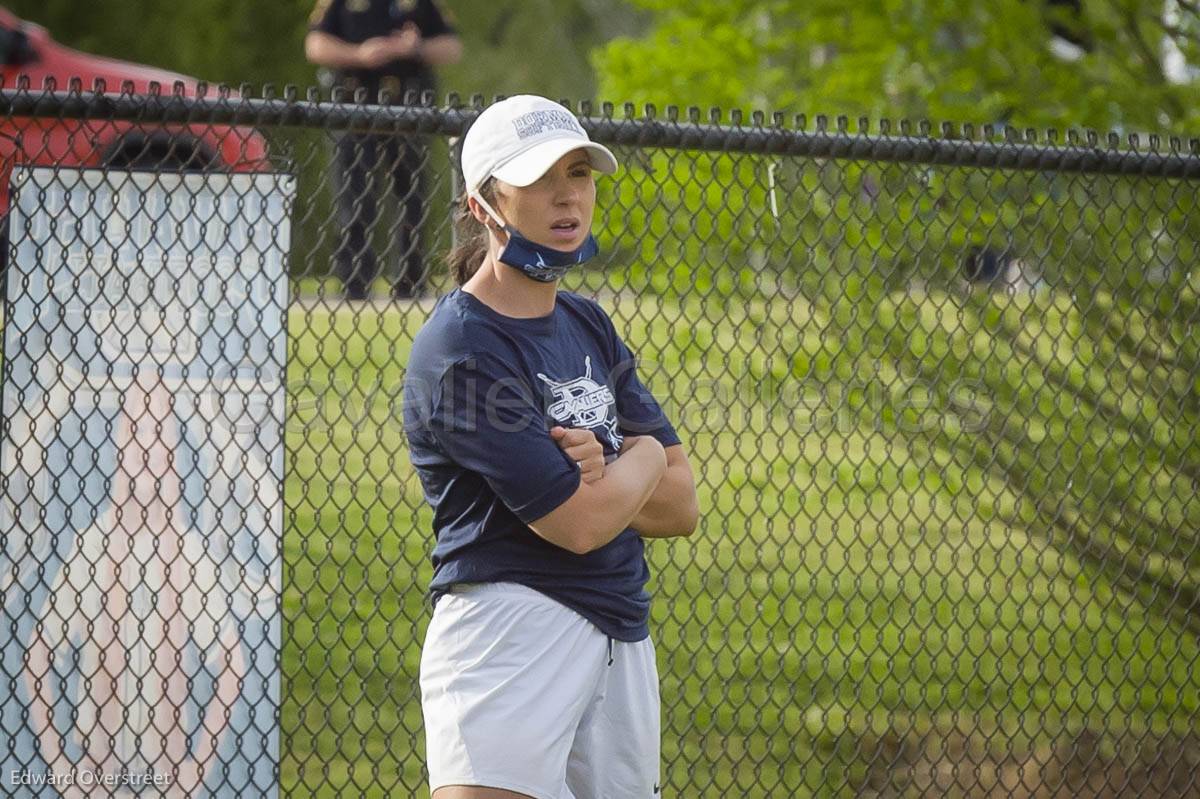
[[448, 178, 498, 286]]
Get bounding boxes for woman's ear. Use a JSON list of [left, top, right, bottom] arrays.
[[466, 195, 491, 227], [467, 194, 510, 247]]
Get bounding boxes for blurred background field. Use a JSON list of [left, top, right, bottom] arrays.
[[282, 265, 1199, 795]]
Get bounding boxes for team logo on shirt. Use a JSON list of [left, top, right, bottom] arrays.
[[537, 355, 623, 450]]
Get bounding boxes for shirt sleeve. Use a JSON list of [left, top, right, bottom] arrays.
[[415, 0, 457, 37], [431, 354, 581, 524], [604, 322, 682, 449], [308, 0, 343, 35]]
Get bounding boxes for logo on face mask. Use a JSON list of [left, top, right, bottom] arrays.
[[537, 355, 623, 451]]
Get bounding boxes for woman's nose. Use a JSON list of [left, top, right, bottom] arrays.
[[552, 178, 578, 204]]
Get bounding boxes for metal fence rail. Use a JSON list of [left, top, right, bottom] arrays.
[[0, 87, 1197, 798]]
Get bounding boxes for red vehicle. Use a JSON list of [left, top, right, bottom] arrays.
[[0, 6, 269, 181]]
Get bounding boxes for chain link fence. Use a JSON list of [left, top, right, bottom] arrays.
[[0, 83, 1197, 798]]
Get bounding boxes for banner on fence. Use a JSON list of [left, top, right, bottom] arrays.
[[0, 167, 292, 798]]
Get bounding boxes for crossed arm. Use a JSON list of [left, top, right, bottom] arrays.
[[528, 427, 700, 555], [304, 28, 462, 71], [628, 443, 700, 538]]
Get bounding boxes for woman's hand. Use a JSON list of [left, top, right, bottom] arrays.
[[550, 426, 606, 484]]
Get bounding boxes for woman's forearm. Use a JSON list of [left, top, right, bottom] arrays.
[[304, 31, 365, 69], [630, 461, 700, 538], [528, 435, 667, 555], [419, 35, 463, 67]]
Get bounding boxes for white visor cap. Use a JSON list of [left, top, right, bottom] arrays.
[[461, 95, 618, 195]]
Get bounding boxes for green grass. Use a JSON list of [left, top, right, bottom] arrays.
[[280, 286, 1200, 797]]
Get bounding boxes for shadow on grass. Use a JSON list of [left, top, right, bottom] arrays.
[[852, 725, 1200, 798]]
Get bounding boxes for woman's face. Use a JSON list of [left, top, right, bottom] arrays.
[[492, 149, 596, 251]]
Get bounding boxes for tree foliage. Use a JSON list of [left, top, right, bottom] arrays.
[[3, 0, 640, 100], [595, 0, 1200, 132], [590, 0, 1200, 639]]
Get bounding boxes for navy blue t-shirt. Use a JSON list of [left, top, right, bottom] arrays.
[[402, 288, 681, 641]]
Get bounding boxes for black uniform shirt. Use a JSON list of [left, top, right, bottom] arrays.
[[309, 0, 456, 97]]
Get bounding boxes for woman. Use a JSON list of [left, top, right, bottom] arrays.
[[402, 95, 700, 799]]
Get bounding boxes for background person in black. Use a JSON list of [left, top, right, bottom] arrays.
[[305, 0, 462, 300]]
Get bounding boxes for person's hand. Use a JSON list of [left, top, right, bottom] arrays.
[[358, 36, 399, 69], [550, 426, 606, 484], [388, 23, 422, 59]]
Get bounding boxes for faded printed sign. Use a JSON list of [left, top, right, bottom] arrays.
[[0, 167, 292, 798]]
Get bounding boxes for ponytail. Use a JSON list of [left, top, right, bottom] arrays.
[[447, 178, 498, 286]]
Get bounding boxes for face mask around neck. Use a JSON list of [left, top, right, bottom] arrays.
[[474, 193, 600, 283]]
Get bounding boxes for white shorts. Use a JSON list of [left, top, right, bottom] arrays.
[[419, 581, 662, 799]]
